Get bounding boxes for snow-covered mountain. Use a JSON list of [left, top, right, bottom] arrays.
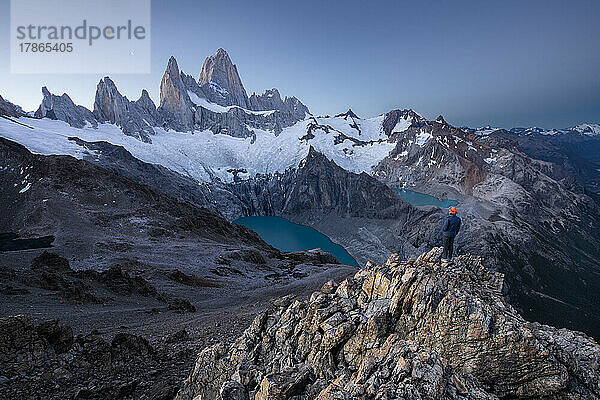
[[0, 94, 25, 118], [2, 48, 597, 188], [2, 48, 600, 340], [0, 109, 396, 183], [465, 123, 600, 137]]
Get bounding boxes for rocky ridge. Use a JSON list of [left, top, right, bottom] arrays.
[[199, 48, 250, 109], [0, 94, 25, 118], [94, 77, 159, 143], [34, 87, 97, 129], [27, 49, 310, 139], [249, 88, 310, 123], [176, 247, 600, 400]]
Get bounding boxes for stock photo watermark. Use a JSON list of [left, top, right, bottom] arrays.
[[10, 0, 151, 74]]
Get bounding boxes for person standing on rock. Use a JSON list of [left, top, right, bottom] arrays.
[[441, 206, 461, 263]]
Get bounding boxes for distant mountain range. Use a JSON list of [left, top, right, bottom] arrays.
[[1, 48, 600, 340], [464, 124, 600, 137]]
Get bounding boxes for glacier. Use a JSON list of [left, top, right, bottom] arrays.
[[0, 110, 397, 183]]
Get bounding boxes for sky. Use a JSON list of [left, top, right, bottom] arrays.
[[0, 0, 599, 128]]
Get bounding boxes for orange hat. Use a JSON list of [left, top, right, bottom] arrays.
[[449, 207, 457, 215]]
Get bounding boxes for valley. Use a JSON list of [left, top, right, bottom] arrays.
[[1, 47, 599, 399]]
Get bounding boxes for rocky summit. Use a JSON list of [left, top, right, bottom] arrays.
[[199, 48, 250, 109], [176, 247, 600, 400], [0, 94, 24, 118], [35, 87, 97, 129], [93, 77, 159, 143]]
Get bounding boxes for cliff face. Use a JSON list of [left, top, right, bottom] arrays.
[[199, 48, 250, 109], [93, 77, 158, 143], [34, 87, 97, 129], [0, 94, 24, 117], [176, 247, 600, 400], [159, 56, 195, 132]]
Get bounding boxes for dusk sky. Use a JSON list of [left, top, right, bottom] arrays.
[[1, 0, 598, 128]]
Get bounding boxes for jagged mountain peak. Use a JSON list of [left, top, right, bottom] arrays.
[[158, 55, 194, 132], [166, 55, 180, 74], [572, 123, 600, 136], [137, 89, 153, 104], [198, 48, 249, 108], [214, 47, 228, 57], [176, 247, 600, 400], [435, 114, 449, 125], [298, 145, 327, 168], [98, 75, 117, 87], [334, 109, 360, 119], [248, 87, 310, 120], [306, 144, 323, 159], [41, 86, 70, 102], [35, 86, 97, 129], [94, 76, 157, 142], [264, 87, 280, 96], [382, 108, 425, 136], [0, 94, 25, 117], [95, 77, 124, 101]]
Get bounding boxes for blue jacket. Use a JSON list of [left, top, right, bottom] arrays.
[[442, 215, 461, 237]]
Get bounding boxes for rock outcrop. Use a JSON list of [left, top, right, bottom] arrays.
[[199, 48, 250, 108], [34, 87, 97, 129], [0, 94, 24, 117], [176, 248, 600, 400], [489, 127, 600, 202], [158, 56, 195, 132], [156, 50, 310, 135], [93, 77, 159, 142], [26, 49, 310, 138], [0, 315, 190, 400], [249, 88, 309, 122]]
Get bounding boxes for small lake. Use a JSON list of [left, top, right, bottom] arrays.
[[233, 216, 358, 267], [394, 188, 458, 208]]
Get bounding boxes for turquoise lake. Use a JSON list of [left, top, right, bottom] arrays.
[[233, 216, 358, 267], [394, 188, 458, 208]]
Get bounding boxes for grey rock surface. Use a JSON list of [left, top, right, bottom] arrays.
[[0, 94, 25, 117], [157, 51, 310, 135], [249, 88, 309, 121], [93, 77, 159, 142], [158, 56, 195, 132], [34, 87, 97, 129], [176, 248, 600, 400], [199, 48, 250, 108], [0, 136, 357, 399]]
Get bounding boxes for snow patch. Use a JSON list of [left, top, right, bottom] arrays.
[[473, 127, 498, 136], [391, 117, 411, 134], [415, 130, 432, 147], [394, 150, 408, 160], [187, 91, 276, 116], [572, 123, 600, 136]]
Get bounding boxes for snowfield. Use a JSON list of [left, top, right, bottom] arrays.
[[187, 91, 276, 116], [471, 123, 600, 137], [573, 123, 600, 136], [0, 113, 397, 183]]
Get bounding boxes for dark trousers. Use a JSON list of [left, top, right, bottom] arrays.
[[442, 236, 455, 259]]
